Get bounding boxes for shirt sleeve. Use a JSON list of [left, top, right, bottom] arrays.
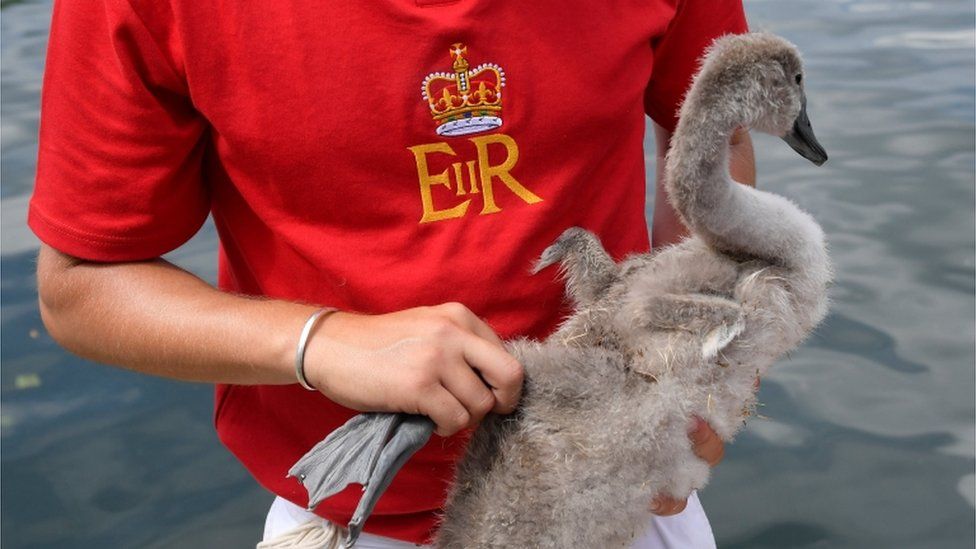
[[28, 0, 210, 262], [644, 0, 749, 133]]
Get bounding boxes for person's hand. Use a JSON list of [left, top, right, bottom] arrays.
[[650, 377, 761, 516], [649, 417, 724, 516], [303, 303, 523, 437]]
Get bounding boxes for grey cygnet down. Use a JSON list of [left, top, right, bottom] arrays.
[[290, 32, 832, 549]]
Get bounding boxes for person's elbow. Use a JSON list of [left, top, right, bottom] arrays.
[[36, 244, 89, 354]]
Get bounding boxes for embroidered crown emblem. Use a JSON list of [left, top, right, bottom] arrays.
[[421, 43, 505, 137]]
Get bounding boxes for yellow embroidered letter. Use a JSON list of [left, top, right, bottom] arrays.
[[408, 142, 471, 223], [469, 134, 543, 215]]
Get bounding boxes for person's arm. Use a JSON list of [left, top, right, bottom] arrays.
[[646, 121, 756, 516], [651, 122, 756, 248], [31, 1, 521, 439], [36, 244, 523, 437]]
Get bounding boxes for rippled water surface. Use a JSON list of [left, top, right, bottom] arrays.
[[2, 1, 974, 547]]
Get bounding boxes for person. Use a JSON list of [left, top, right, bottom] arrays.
[[30, 0, 754, 547]]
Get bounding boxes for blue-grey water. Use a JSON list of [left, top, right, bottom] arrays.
[[2, 0, 974, 547]]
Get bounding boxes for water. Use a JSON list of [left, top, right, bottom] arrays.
[[2, 0, 974, 547]]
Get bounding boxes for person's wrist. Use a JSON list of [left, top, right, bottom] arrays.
[[299, 310, 351, 394], [294, 308, 339, 390]]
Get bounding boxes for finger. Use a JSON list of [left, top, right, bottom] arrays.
[[650, 495, 688, 516], [689, 416, 725, 467], [730, 126, 750, 145], [439, 302, 505, 348], [458, 332, 524, 414], [440, 360, 497, 427], [468, 315, 505, 348], [418, 386, 471, 437]]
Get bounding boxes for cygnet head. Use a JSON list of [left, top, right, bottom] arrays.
[[689, 32, 828, 165]]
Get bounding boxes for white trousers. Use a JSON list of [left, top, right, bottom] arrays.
[[259, 494, 716, 549]]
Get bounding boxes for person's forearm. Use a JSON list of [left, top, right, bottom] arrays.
[[36, 244, 525, 436], [651, 123, 756, 249], [727, 126, 757, 186], [36, 244, 315, 385]]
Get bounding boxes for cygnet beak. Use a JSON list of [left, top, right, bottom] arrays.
[[781, 93, 828, 166]]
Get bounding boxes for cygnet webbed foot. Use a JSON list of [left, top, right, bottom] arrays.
[[288, 412, 435, 547]]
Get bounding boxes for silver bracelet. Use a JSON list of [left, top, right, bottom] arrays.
[[295, 307, 338, 391]]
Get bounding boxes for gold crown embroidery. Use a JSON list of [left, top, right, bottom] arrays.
[[421, 43, 504, 137]]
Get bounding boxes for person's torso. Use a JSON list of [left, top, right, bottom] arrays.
[[159, 1, 676, 542], [170, 0, 673, 330]]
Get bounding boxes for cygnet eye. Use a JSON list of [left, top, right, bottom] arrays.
[[795, 73, 803, 85]]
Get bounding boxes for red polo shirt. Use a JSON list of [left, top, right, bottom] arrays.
[[29, 0, 747, 543]]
